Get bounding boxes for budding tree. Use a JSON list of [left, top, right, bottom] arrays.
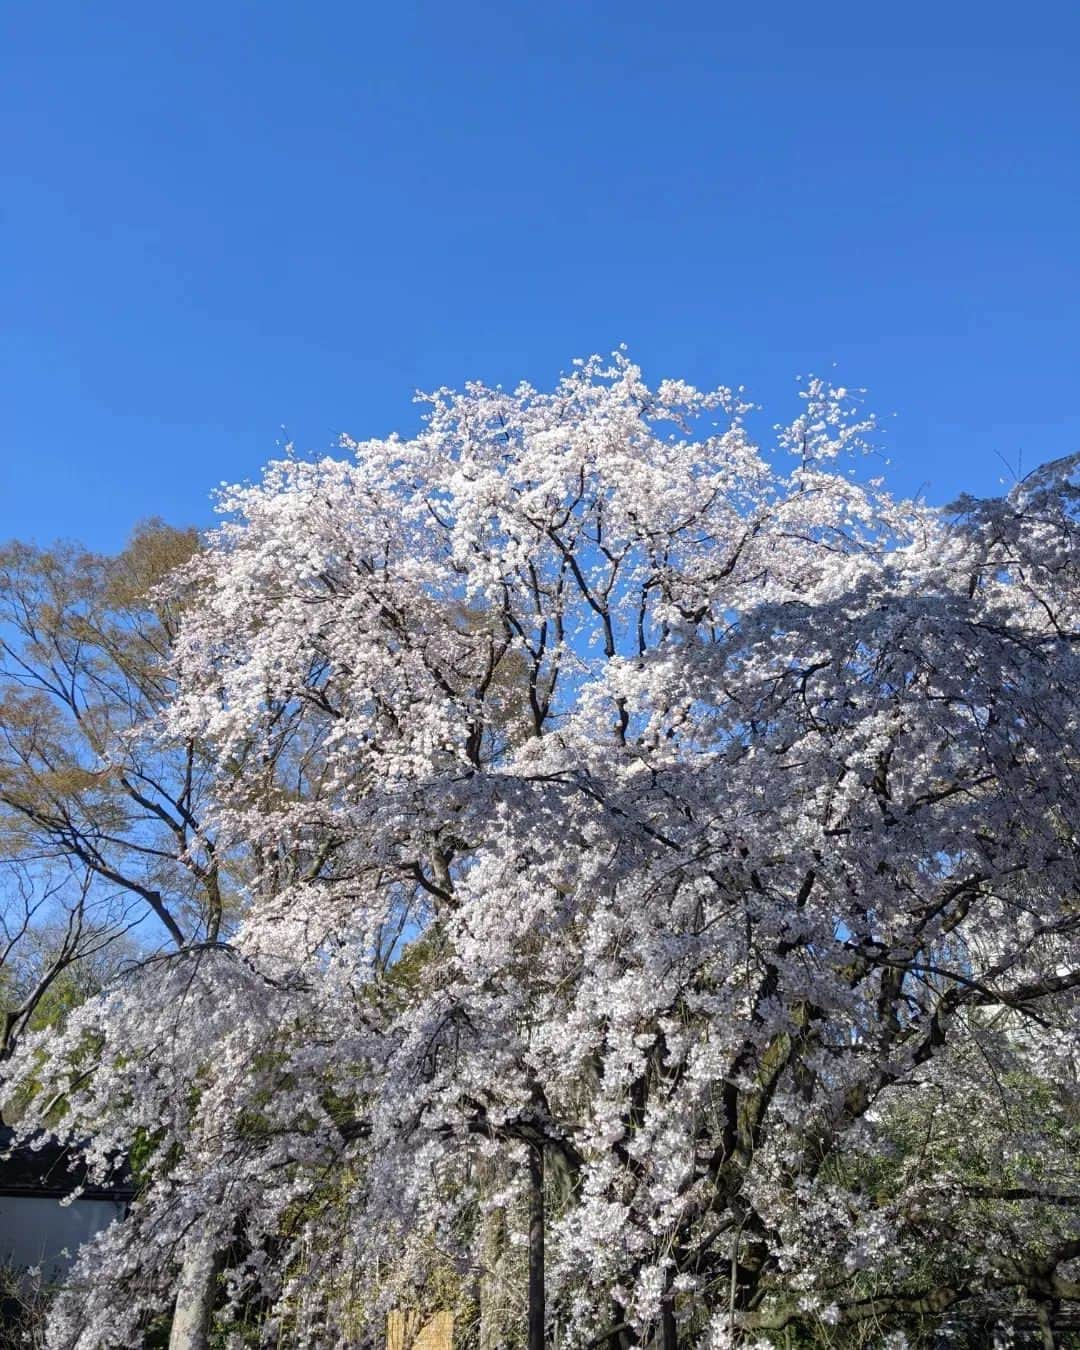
[[6, 355, 1079, 1349], [0, 524, 221, 951]]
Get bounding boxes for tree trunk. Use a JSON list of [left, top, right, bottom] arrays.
[[169, 1232, 220, 1350], [608, 1308, 638, 1348], [528, 1145, 545, 1350], [660, 1295, 678, 1350], [478, 1203, 508, 1350], [1035, 1302, 1057, 1350]]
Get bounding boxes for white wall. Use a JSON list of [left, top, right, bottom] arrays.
[[0, 1195, 125, 1282]]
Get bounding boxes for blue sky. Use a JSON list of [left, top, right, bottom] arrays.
[[3, 1, 1078, 551]]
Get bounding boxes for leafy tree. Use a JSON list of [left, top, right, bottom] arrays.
[[0, 523, 224, 950]]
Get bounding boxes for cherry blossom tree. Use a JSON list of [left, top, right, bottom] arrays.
[[5, 355, 1079, 1348]]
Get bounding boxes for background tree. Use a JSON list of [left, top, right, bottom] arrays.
[[0, 860, 141, 1061], [0, 523, 223, 953], [0, 522, 226, 1346]]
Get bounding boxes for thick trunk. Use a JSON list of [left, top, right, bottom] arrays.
[[168, 1232, 220, 1350], [478, 1204, 509, 1350], [660, 1296, 678, 1349], [528, 1145, 545, 1350], [1035, 1302, 1057, 1350]]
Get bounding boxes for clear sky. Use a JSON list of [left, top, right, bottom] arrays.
[[3, 1, 1078, 552]]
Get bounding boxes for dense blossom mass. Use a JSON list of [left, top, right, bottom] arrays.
[[4, 355, 1079, 1347]]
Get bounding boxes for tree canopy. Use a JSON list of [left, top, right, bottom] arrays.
[[3, 355, 1079, 1349]]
